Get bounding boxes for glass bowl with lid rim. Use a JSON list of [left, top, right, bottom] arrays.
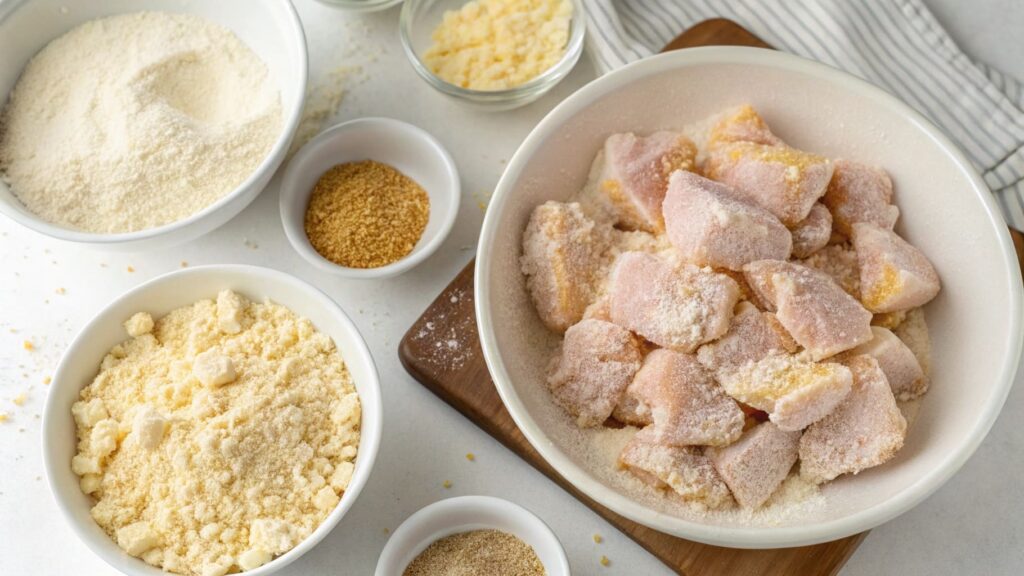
[[400, 0, 586, 111]]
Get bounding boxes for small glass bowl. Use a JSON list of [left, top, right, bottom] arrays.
[[400, 0, 586, 111], [313, 0, 403, 13]]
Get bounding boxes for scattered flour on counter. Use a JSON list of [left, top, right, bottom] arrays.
[[0, 12, 282, 233]]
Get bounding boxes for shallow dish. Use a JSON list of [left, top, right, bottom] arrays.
[[0, 0, 307, 251], [374, 496, 569, 576], [42, 265, 383, 575], [280, 117, 460, 279], [400, 0, 585, 111], [475, 47, 1024, 548], [313, 0, 404, 12]]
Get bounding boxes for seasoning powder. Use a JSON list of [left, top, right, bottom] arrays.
[[403, 530, 545, 576], [304, 160, 430, 268]]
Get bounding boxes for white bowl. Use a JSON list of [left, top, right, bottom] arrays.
[[374, 496, 570, 576], [280, 117, 460, 279], [42, 265, 383, 575], [0, 0, 307, 251], [475, 47, 1024, 548]]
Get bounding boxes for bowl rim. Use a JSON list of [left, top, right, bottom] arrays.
[[475, 46, 1024, 548], [278, 116, 461, 280], [373, 495, 570, 576], [41, 264, 383, 575], [398, 0, 586, 102], [0, 0, 309, 245]]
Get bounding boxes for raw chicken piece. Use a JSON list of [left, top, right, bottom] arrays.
[[521, 202, 608, 332], [619, 431, 733, 509], [612, 376, 652, 426], [547, 319, 643, 427], [703, 141, 833, 226], [852, 223, 940, 313], [894, 308, 931, 376], [799, 355, 907, 484], [789, 203, 832, 258], [743, 260, 873, 360], [696, 302, 797, 375], [707, 104, 784, 148], [822, 160, 899, 237], [800, 244, 861, 299], [717, 354, 853, 431], [709, 422, 801, 509], [590, 131, 698, 232], [609, 252, 741, 352], [872, 310, 908, 330], [663, 170, 792, 270], [848, 326, 928, 400], [626, 349, 744, 446]]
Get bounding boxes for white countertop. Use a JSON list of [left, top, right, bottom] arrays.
[[1, 1, 1021, 574]]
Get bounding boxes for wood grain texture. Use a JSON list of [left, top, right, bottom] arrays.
[[398, 17, 1022, 576]]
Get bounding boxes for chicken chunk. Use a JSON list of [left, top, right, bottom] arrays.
[[696, 302, 797, 375], [852, 223, 940, 313], [609, 252, 741, 352], [547, 319, 643, 427], [849, 326, 928, 401], [521, 202, 608, 332], [625, 349, 744, 446], [822, 160, 899, 237], [707, 104, 784, 148], [800, 244, 861, 299], [743, 260, 873, 360], [718, 354, 853, 431], [663, 170, 792, 270], [789, 203, 833, 258], [703, 141, 833, 226], [587, 131, 698, 232], [619, 432, 733, 509], [799, 355, 907, 484], [709, 422, 801, 509]]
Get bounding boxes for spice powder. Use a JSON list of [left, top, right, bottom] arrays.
[[403, 529, 546, 576], [304, 160, 430, 268]]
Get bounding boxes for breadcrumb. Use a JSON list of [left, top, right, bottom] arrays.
[[600, 555, 610, 566], [593, 534, 603, 543], [22, 340, 33, 351], [466, 452, 476, 462], [443, 480, 453, 489], [13, 393, 27, 406]]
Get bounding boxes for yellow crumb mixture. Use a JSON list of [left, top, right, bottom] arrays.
[[71, 290, 360, 576], [423, 0, 573, 90]]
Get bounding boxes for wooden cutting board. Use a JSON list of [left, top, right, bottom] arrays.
[[399, 18, 1023, 576]]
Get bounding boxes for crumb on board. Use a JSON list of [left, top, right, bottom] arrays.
[[600, 555, 610, 567], [43, 376, 51, 385], [13, 393, 27, 406], [443, 480, 452, 489], [55, 287, 65, 295], [466, 453, 475, 462], [22, 340, 33, 351], [180, 261, 189, 268], [593, 534, 603, 544], [126, 265, 135, 273], [0, 413, 8, 424]]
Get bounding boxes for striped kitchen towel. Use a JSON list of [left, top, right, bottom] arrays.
[[583, 0, 1024, 230]]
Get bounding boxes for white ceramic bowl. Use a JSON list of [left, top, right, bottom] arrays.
[[42, 265, 383, 575], [280, 117, 460, 279], [374, 496, 570, 576], [0, 0, 307, 251], [476, 47, 1024, 548]]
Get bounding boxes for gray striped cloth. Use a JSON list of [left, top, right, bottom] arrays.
[[583, 0, 1024, 230]]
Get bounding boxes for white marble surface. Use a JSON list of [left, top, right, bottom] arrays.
[[0, 1, 1021, 574]]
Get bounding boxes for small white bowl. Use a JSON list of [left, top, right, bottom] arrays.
[[0, 0, 307, 251], [280, 117, 460, 279], [42, 265, 383, 576], [375, 496, 570, 576]]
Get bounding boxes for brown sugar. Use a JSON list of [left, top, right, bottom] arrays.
[[403, 529, 545, 576], [304, 160, 430, 268]]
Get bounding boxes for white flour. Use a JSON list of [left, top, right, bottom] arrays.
[[0, 12, 282, 233]]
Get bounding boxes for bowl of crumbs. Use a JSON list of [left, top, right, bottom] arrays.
[[0, 0, 307, 250], [475, 46, 1024, 548], [42, 264, 382, 575], [279, 117, 460, 279]]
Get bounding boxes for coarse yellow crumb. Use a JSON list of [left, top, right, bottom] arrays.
[[55, 287, 66, 295], [600, 555, 610, 567], [0, 413, 9, 423], [126, 265, 135, 273], [13, 393, 27, 406], [180, 261, 188, 268], [43, 376, 51, 385], [592, 533, 602, 543], [466, 452, 475, 461], [443, 480, 453, 489], [22, 340, 33, 351]]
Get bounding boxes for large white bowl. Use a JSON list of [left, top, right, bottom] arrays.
[[42, 265, 382, 575], [476, 47, 1024, 548], [0, 0, 307, 251]]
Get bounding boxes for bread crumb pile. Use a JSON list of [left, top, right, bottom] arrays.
[[0, 12, 282, 233], [71, 290, 360, 576]]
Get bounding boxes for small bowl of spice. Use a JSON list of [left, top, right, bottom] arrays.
[[400, 0, 586, 110], [280, 117, 460, 279], [376, 495, 570, 576]]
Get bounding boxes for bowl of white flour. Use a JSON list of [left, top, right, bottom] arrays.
[[0, 0, 307, 250]]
